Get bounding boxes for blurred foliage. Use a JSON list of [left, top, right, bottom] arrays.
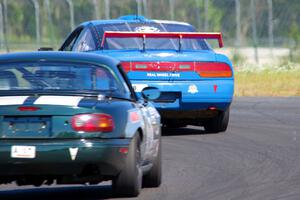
[[1, 0, 300, 50], [231, 52, 246, 67], [235, 69, 300, 96]]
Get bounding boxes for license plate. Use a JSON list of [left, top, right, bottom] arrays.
[[11, 146, 36, 159]]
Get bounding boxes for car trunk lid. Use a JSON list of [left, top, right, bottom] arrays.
[[97, 31, 231, 81], [0, 95, 100, 139]]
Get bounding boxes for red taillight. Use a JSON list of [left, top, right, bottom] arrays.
[[121, 61, 194, 72], [208, 106, 217, 111], [195, 62, 232, 78], [119, 147, 129, 154], [71, 114, 114, 132], [121, 61, 232, 78], [18, 106, 40, 111]]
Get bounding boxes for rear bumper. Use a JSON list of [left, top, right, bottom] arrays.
[[132, 80, 233, 111], [0, 139, 131, 176]]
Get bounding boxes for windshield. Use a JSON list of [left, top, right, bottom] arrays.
[[0, 62, 131, 99], [97, 22, 210, 51]]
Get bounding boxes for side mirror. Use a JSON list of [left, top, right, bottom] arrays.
[[38, 47, 54, 51], [141, 87, 161, 101]]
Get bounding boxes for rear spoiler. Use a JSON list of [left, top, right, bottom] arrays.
[[101, 31, 224, 51]]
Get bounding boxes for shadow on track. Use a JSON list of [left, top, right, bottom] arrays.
[[162, 126, 206, 136], [0, 185, 114, 200]]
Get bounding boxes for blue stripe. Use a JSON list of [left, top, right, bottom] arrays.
[[78, 98, 98, 108], [23, 96, 38, 106]]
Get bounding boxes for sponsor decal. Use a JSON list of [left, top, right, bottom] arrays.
[[146, 73, 180, 78], [69, 148, 79, 161], [134, 26, 160, 33], [155, 53, 175, 57], [188, 84, 199, 94]]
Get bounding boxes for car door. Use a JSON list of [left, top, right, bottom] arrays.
[[116, 63, 159, 160], [137, 100, 161, 161]]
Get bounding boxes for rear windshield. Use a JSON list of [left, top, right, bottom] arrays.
[[0, 62, 130, 99], [97, 22, 210, 51]]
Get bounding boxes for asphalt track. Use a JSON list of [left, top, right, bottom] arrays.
[[1, 97, 300, 200]]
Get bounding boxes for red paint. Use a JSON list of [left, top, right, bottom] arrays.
[[119, 147, 129, 154], [127, 61, 193, 72], [130, 112, 140, 123], [18, 106, 40, 111], [121, 62, 131, 72], [121, 61, 232, 78], [213, 85, 218, 92], [102, 31, 223, 48]]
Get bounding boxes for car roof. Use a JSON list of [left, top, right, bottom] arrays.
[[80, 15, 192, 27], [0, 51, 120, 68]]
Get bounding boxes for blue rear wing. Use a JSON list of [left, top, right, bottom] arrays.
[[101, 31, 224, 51]]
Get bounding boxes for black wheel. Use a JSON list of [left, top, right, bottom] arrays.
[[143, 138, 162, 188], [112, 134, 142, 197], [204, 107, 230, 133]]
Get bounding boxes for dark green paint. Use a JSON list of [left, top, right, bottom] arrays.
[[0, 138, 131, 176]]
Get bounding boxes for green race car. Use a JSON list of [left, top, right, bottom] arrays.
[[0, 51, 161, 197]]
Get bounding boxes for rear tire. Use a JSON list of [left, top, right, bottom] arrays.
[[204, 107, 230, 133], [112, 135, 142, 197], [143, 138, 162, 188]]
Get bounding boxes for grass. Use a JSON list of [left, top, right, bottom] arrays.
[[234, 65, 300, 96]]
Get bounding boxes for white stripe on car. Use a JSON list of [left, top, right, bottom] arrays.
[[0, 96, 29, 105], [34, 96, 84, 107]]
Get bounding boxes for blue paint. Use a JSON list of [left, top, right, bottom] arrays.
[[77, 98, 98, 108], [23, 96, 38, 106], [61, 15, 235, 120]]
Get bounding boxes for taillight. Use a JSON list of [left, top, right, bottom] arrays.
[[122, 61, 194, 72], [121, 61, 232, 78], [18, 106, 40, 111], [195, 62, 232, 78], [71, 114, 114, 132]]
